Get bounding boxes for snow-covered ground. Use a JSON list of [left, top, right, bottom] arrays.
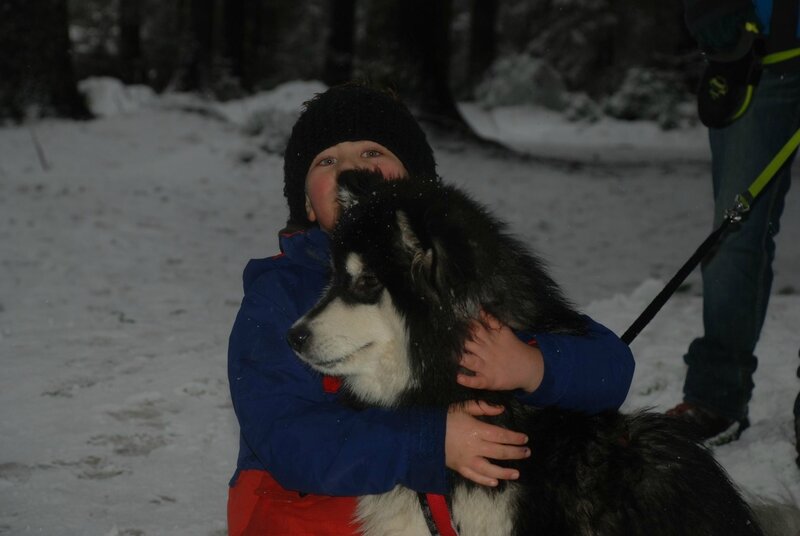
[[1, 81, 798, 535]]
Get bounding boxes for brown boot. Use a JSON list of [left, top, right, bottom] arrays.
[[666, 402, 748, 446]]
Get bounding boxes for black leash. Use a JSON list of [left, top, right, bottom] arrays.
[[621, 126, 800, 345], [621, 218, 730, 345]]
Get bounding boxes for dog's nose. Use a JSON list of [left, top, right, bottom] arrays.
[[287, 325, 311, 352]]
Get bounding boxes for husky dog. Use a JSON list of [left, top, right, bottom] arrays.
[[287, 170, 763, 536]]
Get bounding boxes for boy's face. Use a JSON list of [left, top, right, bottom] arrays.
[[305, 140, 407, 232]]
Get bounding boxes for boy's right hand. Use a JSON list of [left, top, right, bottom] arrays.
[[445, 400, 530, 487]]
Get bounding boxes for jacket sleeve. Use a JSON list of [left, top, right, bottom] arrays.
[[228, 276, 449, 497], [682, 0, 752, 41], [515, 316, 634, 413]]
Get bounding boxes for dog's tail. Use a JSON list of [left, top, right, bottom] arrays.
[[748, 496, 800, 536]]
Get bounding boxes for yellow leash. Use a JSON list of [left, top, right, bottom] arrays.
[[730, 125, 800, 218], [762, 47, 800, 66]]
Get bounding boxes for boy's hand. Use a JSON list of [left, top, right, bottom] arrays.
[[457, 311, 544, 393], [445, 401, 530, 487]]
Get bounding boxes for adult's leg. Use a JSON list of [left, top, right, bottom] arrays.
[[794, 348, 800, 467], [683, 70, 800, 422]]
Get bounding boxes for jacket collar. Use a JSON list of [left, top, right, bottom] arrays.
[[278, 226, 331, 273], [242, 227, 331, 293]]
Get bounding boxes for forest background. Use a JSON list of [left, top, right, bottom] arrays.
[[0, 0, 698, 131]]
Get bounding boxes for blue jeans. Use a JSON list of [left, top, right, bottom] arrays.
[[683, 69, 800, 422]]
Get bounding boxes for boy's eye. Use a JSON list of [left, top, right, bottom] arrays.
[[362, 150, 382, 158], [317, 157, 335, 166]]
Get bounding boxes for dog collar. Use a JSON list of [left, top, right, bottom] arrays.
[[322, 375, 342, 393]]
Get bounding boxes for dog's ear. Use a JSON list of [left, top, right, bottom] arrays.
[[397, 210, 431, 263], [336, 169, 385, 211], [396, 211, 448, 298]]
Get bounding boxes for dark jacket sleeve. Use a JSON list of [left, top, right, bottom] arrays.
[[682, 0, 752, 39], [228, 274, 449, 496], [515, 316, 635, 413]]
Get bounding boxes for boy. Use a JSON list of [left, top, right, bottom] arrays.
[[227, 83, 634, 535]]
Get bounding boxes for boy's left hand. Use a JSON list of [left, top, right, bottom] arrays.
[[457, 311, 544, 393]]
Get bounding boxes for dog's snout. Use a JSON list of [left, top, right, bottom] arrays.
[[287, 324, 311, 352]]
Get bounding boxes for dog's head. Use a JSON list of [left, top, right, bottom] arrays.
[[287, 169, 584, 407], [286, 170, 474, 406]]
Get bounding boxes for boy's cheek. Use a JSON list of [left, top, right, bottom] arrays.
[[306, 172, 336, 200], [305, 174, 340, 229]]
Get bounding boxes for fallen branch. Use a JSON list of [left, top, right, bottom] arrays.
[[28, 124, 50, 171]]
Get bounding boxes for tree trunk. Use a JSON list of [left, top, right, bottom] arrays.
[[189, 0, 215, 92], [323, 0, 356, 86], [0, 0, 88, 120], [396, 0, 465, 127], [50, 0, 87, 117], [468, 0, 497, 87], [239, 1, 289, 90], [225, 0, 246, 86], [119, 0, 143, 84], [169, 0, 221, 92]]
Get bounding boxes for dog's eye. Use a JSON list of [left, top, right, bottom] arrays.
[[357, 273, 382, 293]]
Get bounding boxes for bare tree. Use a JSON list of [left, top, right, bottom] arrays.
[[360, 0, 468, 130], [409, 0, 456, 118], [170, 0, 222, 93], [224, 0, 246, 87], [323, 0, 356, 86], [188, 0, 215, 92], [0, 0, 88, 119], [119, 0, 143, 84], [468, 0, 497, 87]]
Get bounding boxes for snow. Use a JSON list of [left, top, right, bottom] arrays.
[[1, 80, 798, 534], [459, 101, 710, 163], [78, 77, 157, 118]]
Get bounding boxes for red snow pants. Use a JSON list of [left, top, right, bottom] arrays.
[[228, 470, 361, 536]]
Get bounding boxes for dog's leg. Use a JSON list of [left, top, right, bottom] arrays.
[[356, 486, 430, 536], [452, 482, 522, 536]]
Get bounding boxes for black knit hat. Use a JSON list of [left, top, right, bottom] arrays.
[[283, 83, 437, 228]]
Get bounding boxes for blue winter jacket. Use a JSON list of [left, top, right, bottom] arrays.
[[228, 227, 635, 496]]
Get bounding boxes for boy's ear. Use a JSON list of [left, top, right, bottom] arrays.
[[336, 169, 385, 211], [305, 195, 317, 222]]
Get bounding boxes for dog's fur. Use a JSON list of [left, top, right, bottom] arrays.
[[288, 170, 764, 536]]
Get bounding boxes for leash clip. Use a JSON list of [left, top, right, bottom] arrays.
[[724, 193, 752, 223]]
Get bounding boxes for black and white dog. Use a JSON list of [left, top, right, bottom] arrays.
[[288, 170, 764, 536]]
